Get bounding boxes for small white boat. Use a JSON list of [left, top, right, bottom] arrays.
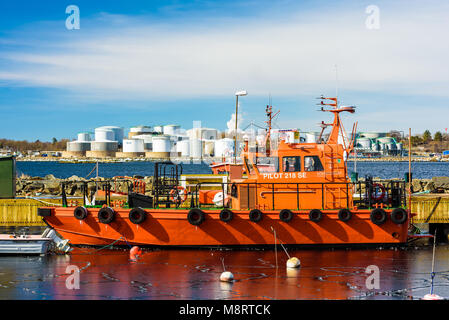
[[0, 234, 52, 255], [0, 228, 71, 255]]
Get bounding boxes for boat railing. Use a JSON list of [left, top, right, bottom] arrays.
[[189, 179, 407, 211], [60, 178, 135, 208]]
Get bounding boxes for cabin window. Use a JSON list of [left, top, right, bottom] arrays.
[[304, 156, 324, 172], [282, 156, 301, 172], [254, 156, 279, 173]]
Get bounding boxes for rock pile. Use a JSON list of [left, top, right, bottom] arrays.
[[15, 175, 154, 197]]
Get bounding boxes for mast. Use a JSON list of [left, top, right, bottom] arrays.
[[264, 104, 279, 156]]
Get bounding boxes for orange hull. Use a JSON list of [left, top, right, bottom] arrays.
[[42, 207, 408, 247]]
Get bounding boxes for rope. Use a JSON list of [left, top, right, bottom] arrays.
[[84, 163, 98, 179], [29, 197, 63, 206]]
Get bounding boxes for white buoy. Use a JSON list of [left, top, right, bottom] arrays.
[[286, 257, 301, 268], [220, 271, 234, 282], [422, 293, 444, 300], [219, 257, 234, 282]]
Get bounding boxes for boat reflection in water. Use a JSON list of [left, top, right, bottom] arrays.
[[1, 246, 448, 300]]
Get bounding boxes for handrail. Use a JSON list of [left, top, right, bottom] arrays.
[[190, 179, 406, 210]]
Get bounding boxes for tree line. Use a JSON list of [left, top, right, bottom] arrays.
[[0, 138, 69, 152]]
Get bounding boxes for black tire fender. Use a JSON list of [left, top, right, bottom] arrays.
[[370, 208, 387, 225], [309, 209, 323, 223], [249, 209, 263, 223], [187, 208, 205, 226], [338, 209, 352, 222], [390, 208, 407, 225], [219, 209, 233, 223], [74, 206, 88, 220], [279, 209, 294, 223], [98, 207, 116, 224], [129, 207, 146, 224]]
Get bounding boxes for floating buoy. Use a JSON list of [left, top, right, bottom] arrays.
[[422, 293, 444, 300], [129, 246, 142, 261], [220, 271, 234, 282], [286, 257, 301, 268]]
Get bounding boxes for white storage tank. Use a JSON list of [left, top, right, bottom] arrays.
[[67, 141, 91, 151], [77, 132, 92, 142], [176, 140, 190, 157], [163, 124, 181, 136], [204, 140, 215, 157], [306, 132, 319, 143], [100, 126, 124, 143], [91, 141, 118, 151], [153, 125, 163, 133], [95, 127, 115, 142], [357, 138, 372, 149], [132, 134, 154, 151], [214, 138, 234, 158], [190, 139, 203, 159], [123, 139, 144, 153], [152, 135, 171, 153]]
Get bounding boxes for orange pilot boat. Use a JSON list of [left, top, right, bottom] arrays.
[[38, 96, 411, 247]]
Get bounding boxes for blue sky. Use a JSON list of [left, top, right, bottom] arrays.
[[1, 0, 449, 141]]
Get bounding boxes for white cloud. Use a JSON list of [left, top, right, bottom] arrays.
[[0, 1, 449, 102]]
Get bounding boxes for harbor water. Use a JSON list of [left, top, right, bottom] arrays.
[[0, 232, 448, 300]]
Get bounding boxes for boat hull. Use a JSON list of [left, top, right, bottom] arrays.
[[41, 207, 409, 247]]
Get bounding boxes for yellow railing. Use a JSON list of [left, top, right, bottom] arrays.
[[0, 198, 62, 226]]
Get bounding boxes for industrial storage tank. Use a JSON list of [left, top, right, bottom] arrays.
[[95, 127, 115, 142], [91, 141, 118, 152], [77, 132, 92, 142], [376, 137, 395, 144], [306, 132, 319, 143], [387, 143, 397, 151], [176, 140, 190, 157], [163, 124, 181, 136], [67, 141, 91, 152], [190, 139, 203, 159], [356, 138, 371, 149], [123, 139, 145, 153], [215, 138, 234, 158], [132, 134, 154, 151], [359, 132, 384, 139], [152, 135, 171, 153], [99, 126, 124, 144], [204, 140, 215, 157], [153, 125, 163, 133]]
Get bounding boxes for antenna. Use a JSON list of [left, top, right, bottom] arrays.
[[335, 64, 339, 99]]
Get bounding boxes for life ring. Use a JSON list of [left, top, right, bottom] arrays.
[[169, 186, 188, 204], [370, 208, 387, 225], [249, 209, 263, 223], [309, 209, 323, 223], [390, 208, 407, 225], [187, 209, 205, 226], [129, 207, 146, 224], [98, 207, 116, 224], [231, 184, 238, 197], [371, 183, 386, 202], [279, 209, 294, 223], [74, 206, 88, 220], [338, 209, 352, 222], [220, 209, 233, 223]]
